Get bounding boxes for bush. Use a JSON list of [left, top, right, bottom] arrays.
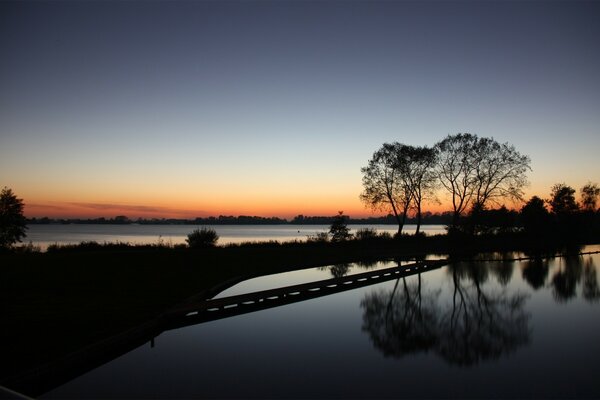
[[13, 241, 41, 254], [354, 228, 378, 241], [306, 231, 329, 243], [186, 228, 219, 248], [378, 231, 392, 240]]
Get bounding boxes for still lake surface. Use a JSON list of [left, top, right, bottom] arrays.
[[43, 245, 600, 399], [25, 224, 446, 250]]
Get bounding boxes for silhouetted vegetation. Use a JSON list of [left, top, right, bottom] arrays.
[[520, 196, 551, 237], [186, 227, 219, 248], [581, 182, 600, 212], [360, 143, 415, 234], [360, 133, 531, 235], [354, 227, 378, 241], [435, 133, 530, 230], [329, 211, 351, 242], [0, 187, 27, 250]]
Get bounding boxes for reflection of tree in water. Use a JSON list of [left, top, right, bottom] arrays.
[[361, 262, 530, 367], [437, 264, 530, 366], [320, 260, 381, 278], [582, 258, 600, 303], [489, 256, 515, 287], [545, 249, 600, 303], [522, 257, 549, 290], [322, 263, 350, 278], [355, 259, 379, 270], [551, 255, 583, 302], [362, 275, 440, 358]]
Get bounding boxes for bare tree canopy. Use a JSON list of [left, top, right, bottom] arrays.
[[435, 133, 530, 227], [472, 137, 530, 207], [402, 146, 438, 234], [435, 133, 479, 226], [360, 143, 412, 234]]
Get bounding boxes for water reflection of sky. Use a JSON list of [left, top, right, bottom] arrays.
[[25, 224, 446, 250], [43, 246, 600, 399]]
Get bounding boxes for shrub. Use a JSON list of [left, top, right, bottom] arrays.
[[307, 231, 330, 243], [186, 227, 219, 248], [354, 228, 378, 241], [378, 231, 392, 240]]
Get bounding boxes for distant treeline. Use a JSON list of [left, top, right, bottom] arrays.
[[26, 212, 455, 225]]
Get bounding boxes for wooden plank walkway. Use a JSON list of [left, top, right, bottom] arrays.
[[162, 259, 448, 330]]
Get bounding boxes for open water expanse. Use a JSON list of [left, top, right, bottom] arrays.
[[25, 224, 446, 250], [42, 245, 600, 399]]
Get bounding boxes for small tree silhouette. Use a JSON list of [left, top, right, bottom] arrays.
[[329, 211, 351, 242], [581, 182, 600, 211], [0, 187, 27, 249], [520, 196, 550, 236], [548, 183, 578, 214]]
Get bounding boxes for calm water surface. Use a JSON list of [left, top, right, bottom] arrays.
[[43, 245, 600, 399], [25, 224, 445, 250]]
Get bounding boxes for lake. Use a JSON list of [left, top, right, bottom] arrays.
[[42, 245, 600, 399], [25, 224, 446, 250]]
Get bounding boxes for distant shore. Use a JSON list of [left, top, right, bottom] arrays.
[[26, 214, 453, 225]]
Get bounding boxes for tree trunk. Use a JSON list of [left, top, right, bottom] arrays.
[[415, 207, 422, 235], [451, 210, 461, 231], [392, 211, 403, 235]]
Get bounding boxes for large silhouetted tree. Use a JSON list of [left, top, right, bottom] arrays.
[[435, 133, 479, 228], [0, 187, 27, 249], [360, 143, 413, 234], [435, 133, 530, 230], [471, 137, 530, 208], [401, 146, 438, 235]]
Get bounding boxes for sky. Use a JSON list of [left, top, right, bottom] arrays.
[[1, 1, 599, 219]]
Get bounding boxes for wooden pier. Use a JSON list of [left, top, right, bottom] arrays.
[[162, 259, 448, 330]]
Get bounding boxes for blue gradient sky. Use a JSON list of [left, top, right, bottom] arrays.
[[1, 1, 599, 218]]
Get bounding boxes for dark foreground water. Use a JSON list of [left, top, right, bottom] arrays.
[[43, 245, 600, 399]]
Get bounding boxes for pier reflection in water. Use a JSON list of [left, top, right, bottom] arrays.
[[43, 246, 600, 399]]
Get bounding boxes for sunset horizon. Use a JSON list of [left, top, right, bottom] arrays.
[[2, 1, 600, 398], [21, 182, 581, 220], [2, 1, 598, 223]]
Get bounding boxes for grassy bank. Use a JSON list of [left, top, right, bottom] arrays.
[[2, 232, 598, 395]]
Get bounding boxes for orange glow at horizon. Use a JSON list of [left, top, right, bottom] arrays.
[[22, 197, 481, 220], [19, 180, 560, 220]]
